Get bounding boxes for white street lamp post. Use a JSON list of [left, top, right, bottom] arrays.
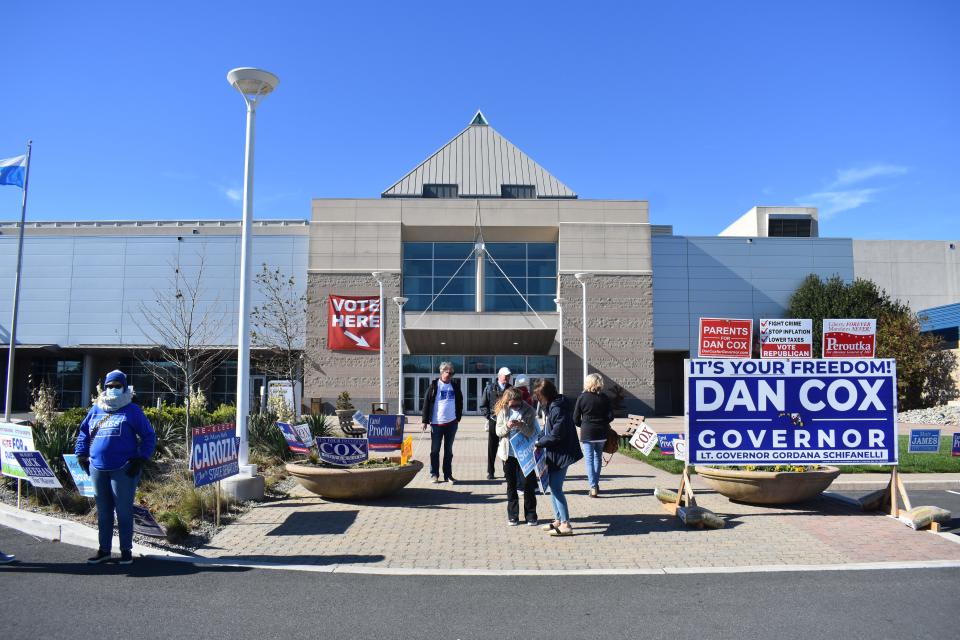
[[553, 296, 564, 397], [373, 272, 385, 408], [227, 67, 278, 476], [393, 296, 408, 413], [574, 273, 592, 383]]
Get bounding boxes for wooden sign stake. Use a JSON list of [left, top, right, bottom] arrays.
[[663, 463, 697, 516], [888, 465, 912, 518], [216, 481, 221, 528]]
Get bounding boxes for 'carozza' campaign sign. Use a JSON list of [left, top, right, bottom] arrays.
[[760, 318, 813, 358], [367, 415, 405, 451], [328, 295, 381, 351], [687, 358, 897, 466], [698, 318, 752, 359], [191, 423, 240, 487]]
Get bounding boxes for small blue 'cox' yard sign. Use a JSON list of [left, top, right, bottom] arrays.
[[317, 437, 369, 466], [907, 429, 941, 454], [953, 433, 960, 457]]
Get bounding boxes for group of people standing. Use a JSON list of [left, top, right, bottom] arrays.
[[421, 361, 615, 537]]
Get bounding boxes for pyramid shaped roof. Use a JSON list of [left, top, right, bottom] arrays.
[[382, 112, 576, 198]]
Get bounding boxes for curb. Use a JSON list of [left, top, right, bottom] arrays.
[[0, 503, 188, 559], [3, 502, 959, 577]]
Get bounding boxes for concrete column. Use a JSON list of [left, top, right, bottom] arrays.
[[81, 353, 95, 407]]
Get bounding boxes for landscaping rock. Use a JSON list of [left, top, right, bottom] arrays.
[[897, 405, 960, 426]]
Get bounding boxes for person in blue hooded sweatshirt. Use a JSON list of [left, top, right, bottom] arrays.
[[75, 370, 156, 565]]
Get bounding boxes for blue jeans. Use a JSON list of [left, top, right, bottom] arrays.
[[581, 441, 605, 488], [547, 465, 569, 523], [429, 422, 458, 478], [91, 462, 141, 553]]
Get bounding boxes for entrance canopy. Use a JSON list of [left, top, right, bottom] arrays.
[[402, 312, 558, 355]]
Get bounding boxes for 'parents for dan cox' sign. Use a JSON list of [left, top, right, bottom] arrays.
[[686, 359, 897, 466]]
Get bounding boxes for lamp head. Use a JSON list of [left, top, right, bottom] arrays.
[[372, 271, 385, 284], [227, 68, 279, 103], [393, 296, 409, 306], [574, 272, 592, 283]]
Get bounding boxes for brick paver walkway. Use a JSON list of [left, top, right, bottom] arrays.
[[198, 419, 960, 572]]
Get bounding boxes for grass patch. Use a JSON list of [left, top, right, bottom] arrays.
[[618, 444, 686, 474], [839, 435, 960, 473]]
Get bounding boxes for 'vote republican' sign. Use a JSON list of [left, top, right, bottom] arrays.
[[328, 294, 381, 351]]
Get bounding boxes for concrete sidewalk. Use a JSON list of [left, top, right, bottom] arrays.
[[197, 420, 960, 572]]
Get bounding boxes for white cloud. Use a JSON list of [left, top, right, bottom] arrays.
[[218, 185, 243, 203], [796, 188, 879, 219], [793, 163, 908, 220], [831, 163, 908, 188]]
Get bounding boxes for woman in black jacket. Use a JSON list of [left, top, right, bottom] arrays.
[[573, 373, 613, 497], [534, 378, 583, 536]]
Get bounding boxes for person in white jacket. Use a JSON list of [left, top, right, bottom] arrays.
[[494, 388, 539, 526]]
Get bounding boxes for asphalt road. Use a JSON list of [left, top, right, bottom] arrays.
[[840, 489, 960, 533], [1, 526, 958, 640]]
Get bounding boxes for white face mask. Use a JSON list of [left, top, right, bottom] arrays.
[[104, 387, 124, 399]]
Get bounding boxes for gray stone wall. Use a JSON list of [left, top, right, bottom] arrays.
[[559, 274, 655, 416], [304, 271, 402, 414]]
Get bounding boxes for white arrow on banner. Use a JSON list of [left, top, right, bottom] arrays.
[[343, 330, 370, 348]]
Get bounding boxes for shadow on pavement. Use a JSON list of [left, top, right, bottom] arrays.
[[267, 510, 358, 536], [197, 553, 387, 566], [325, 487, 504, 510], [573, 512, 744, 536], [0, 558, 250, 578]]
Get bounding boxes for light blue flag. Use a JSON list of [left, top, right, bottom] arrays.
[[0, 155, 26, 188]]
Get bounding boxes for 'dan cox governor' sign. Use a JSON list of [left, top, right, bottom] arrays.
[[328, 294, 381, 351], [698, 318, 753, 359], [686, 358, 898, 466], [822, 319, 876, 358]]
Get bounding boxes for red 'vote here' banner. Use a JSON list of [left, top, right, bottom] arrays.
[[327, 294, 381, 351]]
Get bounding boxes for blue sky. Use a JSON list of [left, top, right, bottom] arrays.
[[1, 1, 957, 239]]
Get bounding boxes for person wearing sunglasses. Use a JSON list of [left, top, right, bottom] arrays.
[[75, 370, 156, 565]]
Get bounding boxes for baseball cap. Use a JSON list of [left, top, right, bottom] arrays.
[[497, 367, 512, 376]]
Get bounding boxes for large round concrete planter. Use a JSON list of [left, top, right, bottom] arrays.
[[696, 466, 841, 505], [286, 460, 423, 500]]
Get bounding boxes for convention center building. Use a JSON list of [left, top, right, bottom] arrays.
[[1, 113, 958, 415]]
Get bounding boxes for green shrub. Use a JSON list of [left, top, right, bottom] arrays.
[[209, 403, 236, 425], [151, 419, 186, 462], [158, 511, 191, 543], [248, 411, 289, 462], [32, 421, 80, 484], [303, 413, 331, 439]]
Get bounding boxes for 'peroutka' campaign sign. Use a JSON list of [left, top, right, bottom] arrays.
[[822, 319, 876, 358], [190, 423, 240, 487], [686, 358, 897, 466], [328, 295, 381, 351], [760, 319, 813, 358], [698, 318, 753, 359]]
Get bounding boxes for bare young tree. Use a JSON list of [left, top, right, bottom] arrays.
[[136, 248, 228, 447], [250, 264, 306, 386]]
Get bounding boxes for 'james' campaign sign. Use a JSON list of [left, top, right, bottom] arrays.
[[317, 437, 369, 466], [686, 358, 897, 466], [367, 415, 405, 451], [191, 423, 240, 487], [328, 295, 381, 351], [698, 318, 752, 359]]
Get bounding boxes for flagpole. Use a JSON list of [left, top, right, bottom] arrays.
[[4, 141, 32, 422]]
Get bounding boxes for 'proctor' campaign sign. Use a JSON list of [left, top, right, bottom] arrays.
[[822, 319, 876, 358], [317, 437, 369, 466], [367, 415, 405, 451], [908, 429, 940, 454], [760, 318, 813, 358], [327, 295, 381, 351], [191, 423, 240, 487], [698, 318, 753, 359], [656, 433, 682, 455], [686, 358, 898, 466]]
